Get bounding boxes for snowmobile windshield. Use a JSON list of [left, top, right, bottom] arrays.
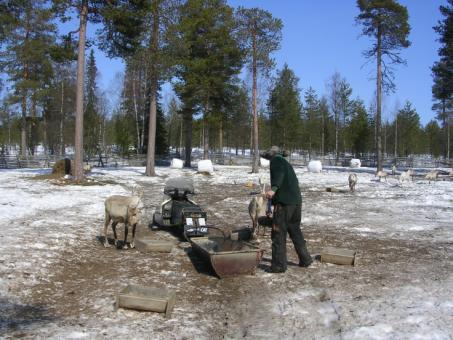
[[164, 177, 195, 197]]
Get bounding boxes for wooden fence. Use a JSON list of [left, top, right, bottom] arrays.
[[0, 152, 450, 170]]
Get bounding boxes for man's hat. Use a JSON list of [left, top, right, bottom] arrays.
[[260, 146, 288, 160]]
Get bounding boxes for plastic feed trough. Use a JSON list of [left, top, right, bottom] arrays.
[[134, 237, 175, 253], [190, 237, 264, 278], [116, 284, 176, 317], [321, 247, 356, 265]]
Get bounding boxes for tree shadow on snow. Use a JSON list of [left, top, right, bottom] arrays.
[[0, 297, 58, 336]]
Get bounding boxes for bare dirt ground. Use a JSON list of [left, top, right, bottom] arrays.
[[1, 167, 452, 339]]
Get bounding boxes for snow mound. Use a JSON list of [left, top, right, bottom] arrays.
[[260, 158, 270, 168], [350, 159, 361, 168], [198, 160, 214, 173], [308, 160, 322, 173], [170, 158, 184, 169]]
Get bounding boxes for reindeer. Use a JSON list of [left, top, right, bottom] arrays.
[[348, 173, 358, 192], [103, 187, 143, 249], [399, 169, 414, 184], [375, 170, 389, 182], [248, 179, 270, 240], [425, 170, 439, 184]]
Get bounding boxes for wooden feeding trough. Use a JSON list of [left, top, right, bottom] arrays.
[[189, 237, 264, 278], [116, 284, 176, 317], [135, 236, 174, 253], [321, 247, 356, 265]]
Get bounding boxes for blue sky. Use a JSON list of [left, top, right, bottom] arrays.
[[91, 0, 445, 126]]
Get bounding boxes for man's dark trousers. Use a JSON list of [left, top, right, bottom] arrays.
[[271, 203, 312, 272]]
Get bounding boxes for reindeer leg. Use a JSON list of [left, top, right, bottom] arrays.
[[104, 213, 111, 247], [130, 223, 137, 249], [123, 224, 129, 249], [112, 221, 119, 248], [251, 219, 257, 240]]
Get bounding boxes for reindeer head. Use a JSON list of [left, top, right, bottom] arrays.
[[131, 186, 144, 199], [127, 196, 140, 225], [258, 177, 266, 194]]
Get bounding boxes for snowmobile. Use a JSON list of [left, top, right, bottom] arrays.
[[152, 177, 265, 278], [152, 177, 208, 238]]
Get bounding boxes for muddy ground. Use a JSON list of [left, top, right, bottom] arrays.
[[1, 167, 452, 339]]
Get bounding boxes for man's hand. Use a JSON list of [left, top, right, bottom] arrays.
[[265, 190, 275, 199]]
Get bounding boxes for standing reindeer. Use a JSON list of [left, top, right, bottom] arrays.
[[348, 173, 358, 192], [375, 170, 389, 182], [248, 179, 270, 240], [103, 187, 143, 249], [399, 169, 414, 184], [425, 170, 439, 184]]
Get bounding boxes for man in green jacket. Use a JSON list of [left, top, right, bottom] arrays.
[[261, 146, 312, 273]]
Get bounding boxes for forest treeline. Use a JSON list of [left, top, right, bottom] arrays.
[[0, 0, 451, 176]]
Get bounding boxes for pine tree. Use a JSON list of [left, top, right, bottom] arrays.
[[84, 49, 100, 157], [99, 0, 180, 176], [303, 87, 322, 156], [174, 0, 243, 160], [327, 72, 352, 161], [53, 0, 105, 180], [432, 0, 453, 160], [111, 110, 135, 156], [44, 35, 77, 156], [228, 83, 251, 155], [395, 102, 421, 156], [424, 120, 443, 158], [0, 0, 56, 156], [356, 0, 411, 170], [347, 99, 371, 156], [236, 7, 282, 173], [267, 64, 302, 151]]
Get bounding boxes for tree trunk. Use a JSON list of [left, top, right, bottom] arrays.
[[43, 108, 48, 155], [251, 30, 259, 173], [203, 114, 209, 159], [140, 65, 145, 152], [132, 68, 140, 155], [184, 111, 192, 167], [29, 96, 37, 155], [447, 116, 450, 161], [444, 100, 450, 161], [7, 110, 11, 152], [321, 113, 325, 156], [98, 116, 104, 151], [179, 117, 183, 156], [335, 109, 339, 162], [145, 81, 157, 176], [74, 0, 88, 181], [219, 120, 223, 154], [376, 25, 383, 171], [20, 93, 27, 157], [394, 114, 397, 158], [145, 1, 160, 177], [59, 80, 65, 156]]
